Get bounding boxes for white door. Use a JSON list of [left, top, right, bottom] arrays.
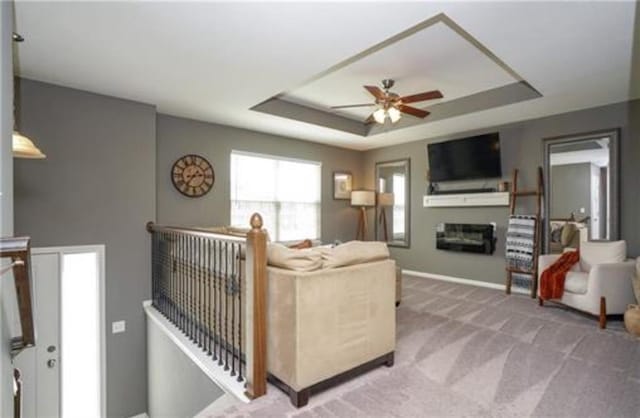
[[13, 246, 105, 418]]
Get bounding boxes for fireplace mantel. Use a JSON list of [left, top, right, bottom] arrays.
[[423, 192, 509, 208]]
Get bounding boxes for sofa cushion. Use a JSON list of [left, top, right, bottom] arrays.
[[318, 241, 389, 269], [580, 240, 626, 272], [267, 243, 322, 272], [564, 271, 588, 294]]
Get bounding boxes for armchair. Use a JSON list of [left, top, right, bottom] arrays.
[[538, 240, 636, 328]]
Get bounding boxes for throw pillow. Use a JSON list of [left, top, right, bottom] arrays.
[[317, 240, 389, 269], [267, 243, 322, 272], [288, 239, 312, 249], [560, 223, 577, 247], [579, 240, 626, 272]]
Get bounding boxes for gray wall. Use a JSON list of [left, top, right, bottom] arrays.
[[550, 163, 591, 219], [156, 114, 363, 242], [1, 2, 15, 417], [14, 79, 156, 417], [147, 315, 225, 418], [363, 99, 640, 285]]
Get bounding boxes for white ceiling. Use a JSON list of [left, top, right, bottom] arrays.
[[13, 1, 638, 151]]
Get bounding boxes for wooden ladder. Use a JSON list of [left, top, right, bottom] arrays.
[[505, 166, 544, 298]]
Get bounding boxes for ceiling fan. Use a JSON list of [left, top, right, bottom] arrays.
[[331, 79, 443, 125]]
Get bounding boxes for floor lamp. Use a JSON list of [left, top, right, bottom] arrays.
[[377, 193, 394, 242], [351, 190, 376, 241]]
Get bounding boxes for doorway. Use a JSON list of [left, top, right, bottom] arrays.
[[13, 245, 106, 418]]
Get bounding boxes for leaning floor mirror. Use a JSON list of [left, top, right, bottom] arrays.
[[375, 159, 410, 248], [544, 129, 619, 254]]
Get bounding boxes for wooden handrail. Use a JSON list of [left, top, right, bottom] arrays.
[[0, 237, 36, 356], [145, 222, 248, 244]]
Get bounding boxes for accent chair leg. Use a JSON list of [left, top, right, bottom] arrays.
[[290, 388, 310, 408], [599, 297, 607, 329], [538, 297, 544, 307]]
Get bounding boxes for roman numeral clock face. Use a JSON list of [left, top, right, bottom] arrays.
[[171, 154, 215, 197]]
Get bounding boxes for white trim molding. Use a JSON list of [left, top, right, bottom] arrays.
[[143, 301, 250, 404], [128, 413, 149, 418], [402, 269, 530, 295]]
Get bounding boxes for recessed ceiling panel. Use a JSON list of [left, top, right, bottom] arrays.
[[253, 14, 541, 135], [283, 20, 517, 122]]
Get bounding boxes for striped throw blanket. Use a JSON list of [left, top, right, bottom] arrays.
[[506, 215, 537, 272]]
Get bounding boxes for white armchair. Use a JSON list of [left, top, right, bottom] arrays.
[[538, 240, 636, 328]]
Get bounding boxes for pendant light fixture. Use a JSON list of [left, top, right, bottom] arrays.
[[12, 32, 46, 159]]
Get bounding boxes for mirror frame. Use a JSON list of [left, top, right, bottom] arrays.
[[542, 128, 620, 253], [375, 158, 411, 248]]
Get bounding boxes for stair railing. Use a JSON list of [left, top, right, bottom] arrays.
[[146, 213, 267, 399]]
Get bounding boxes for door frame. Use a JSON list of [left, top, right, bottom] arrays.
[[32, 245, 107, 418]]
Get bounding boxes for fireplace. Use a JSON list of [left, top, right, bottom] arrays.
[[436, 223, 497, 254]]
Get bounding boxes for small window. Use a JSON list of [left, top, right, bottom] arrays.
[[230, 151, 321, 241]]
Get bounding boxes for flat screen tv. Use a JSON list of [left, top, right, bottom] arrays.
[[427, 133, 502, 182]]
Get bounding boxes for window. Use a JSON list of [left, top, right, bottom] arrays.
[[231, 151, 321, 241], [393, 174, 405, 237]]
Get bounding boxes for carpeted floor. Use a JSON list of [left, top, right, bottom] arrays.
[[216, 275, 640, 417]]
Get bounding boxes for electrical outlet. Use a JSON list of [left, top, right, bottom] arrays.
[[112, 320, 126, 334]]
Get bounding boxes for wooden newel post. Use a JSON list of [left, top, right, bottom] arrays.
[[245, 213, 268, 399]]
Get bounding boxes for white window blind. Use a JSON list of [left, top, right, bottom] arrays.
[[230, 151, 321, 242]]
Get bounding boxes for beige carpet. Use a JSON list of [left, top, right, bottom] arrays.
[[216, 275, 640, 417]]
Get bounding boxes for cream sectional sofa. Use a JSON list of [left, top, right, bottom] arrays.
[[266, 242, 396, 407]]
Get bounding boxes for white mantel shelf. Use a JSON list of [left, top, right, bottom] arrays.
[[423, 192, 510, 208]]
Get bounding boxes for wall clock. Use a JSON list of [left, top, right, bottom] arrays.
[[171, 154, 214, 198]]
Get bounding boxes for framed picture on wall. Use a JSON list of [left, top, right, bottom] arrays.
[[333, 171, 353, 200]]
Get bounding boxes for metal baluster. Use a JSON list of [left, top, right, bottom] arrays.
[[189, 235, 195, 341], [230, 243, 237, 377], [212, 240, 218, 361], [172, 233, 178, 325], [160, 232, 166, 315], [151, 232, 156, 309], [217, 240, 223, 366], [166, 233, 176, 324], [207, 239, 213, 355], [237, 241, 243, 382], [224, 242, 230, 371], [181, 233, 186, 333], [197, 237, 203, 348]]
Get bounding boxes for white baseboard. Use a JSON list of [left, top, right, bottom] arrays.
[[129, 413, 149, 418], [402, 269, 530, 295]]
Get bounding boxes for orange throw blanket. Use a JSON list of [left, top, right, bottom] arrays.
[[539, 250, 580, 300]]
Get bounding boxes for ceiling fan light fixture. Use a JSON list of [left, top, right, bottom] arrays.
[[373, 108, 386, 124], [388, 107, 401, 123]]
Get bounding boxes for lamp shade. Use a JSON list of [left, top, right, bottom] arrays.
[[13, 131, 46, 159], [377, 192, 394, 206], [351, 190, 375, 207]]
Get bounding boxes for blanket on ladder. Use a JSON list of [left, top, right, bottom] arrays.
[[540, 250, 580, 300], [506, 215, 537, 272]]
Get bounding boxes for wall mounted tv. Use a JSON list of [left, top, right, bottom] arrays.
[[427, 133, 502, 182]]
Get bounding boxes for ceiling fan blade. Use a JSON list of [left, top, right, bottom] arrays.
[[364, 85, 385, 100], [399, 90, 443, 104], [331, 103, 375, 109], [398, 105, 430, 119]]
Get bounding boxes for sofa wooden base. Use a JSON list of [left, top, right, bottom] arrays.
[[268, 351, 395, 408], [538, 296, 623, 329]]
